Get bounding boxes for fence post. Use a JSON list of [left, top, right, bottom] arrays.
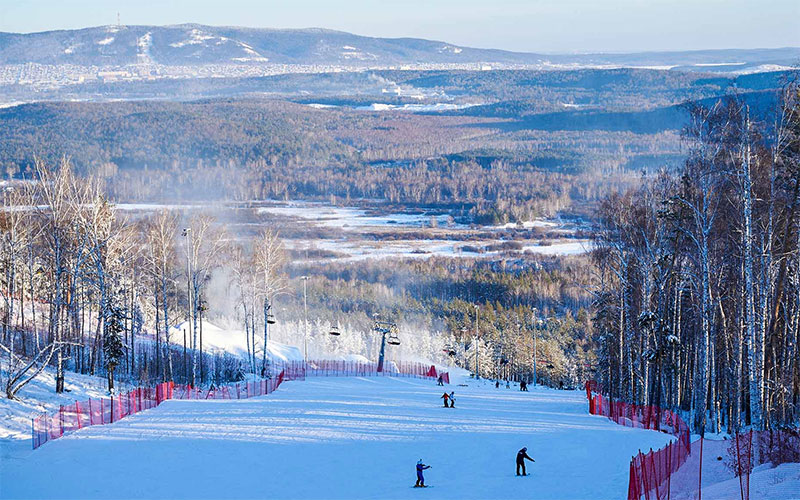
[[698, 436, 704, 500], [31, 418, 35, 450], [75, 400, 81, 429]]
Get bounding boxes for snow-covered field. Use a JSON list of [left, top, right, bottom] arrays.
[[669, 436, 800, 500], [1, 376, 673, 500], [257, 204, 455, 230], [0, 367, 124, 454]]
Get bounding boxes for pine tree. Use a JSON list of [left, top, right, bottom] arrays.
[[103, 300, 126, 393]]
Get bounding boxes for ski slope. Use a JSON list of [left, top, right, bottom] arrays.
[[1, 377, 674, 500]]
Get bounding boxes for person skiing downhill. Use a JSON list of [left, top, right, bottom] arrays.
[[440, 392, 449, 407], [449, 391, 455, 408], [516, 447, 535, 476], [415, 459, 431, 487]]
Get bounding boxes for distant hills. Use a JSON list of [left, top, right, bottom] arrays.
[[1, 24, 798, 71]]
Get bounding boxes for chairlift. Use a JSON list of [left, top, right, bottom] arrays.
[[266, 313, 277, 325], [443, 346, 457, 356], [387, 334, 401, 346], [329, 325, 341, 336]]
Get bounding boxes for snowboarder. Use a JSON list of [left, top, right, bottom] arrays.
[[441, 392, 450, 407], [437, 375, 444, 386], [516, 447, 535, 476], [520, 380, 528, 391], [449, 391, 455, 408], [415, 459, 431, 487]]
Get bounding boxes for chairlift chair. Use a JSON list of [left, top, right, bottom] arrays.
[[329, 325, 341, 336], [266, 313, 277, 325], [387, 334, 401, 346]]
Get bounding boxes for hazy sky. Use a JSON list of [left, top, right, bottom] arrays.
[[1, 0, 798, 53]]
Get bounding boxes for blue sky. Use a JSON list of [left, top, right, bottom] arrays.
[[1, 0, 798, 53]]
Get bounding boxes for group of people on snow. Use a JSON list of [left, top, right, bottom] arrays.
[[415, 447, 535, 487], [493, 379, 531, 391], [415, 377, 535, 487]]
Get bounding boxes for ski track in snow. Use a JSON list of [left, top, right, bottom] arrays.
[[1, 377, 674, 500]]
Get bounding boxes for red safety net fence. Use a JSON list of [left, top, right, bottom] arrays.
[[171, 370, 286, 400], [585, 381, 800, 500], [32, 370, 288, 450], [32, 381, 174, 450], [303, 359, 448, 383], [585, 381, 691, 500]]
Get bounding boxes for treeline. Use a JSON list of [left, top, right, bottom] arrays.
[[0, 98, 675, 220], [592, 81, 800, 433], [0, 160, 286, 398]]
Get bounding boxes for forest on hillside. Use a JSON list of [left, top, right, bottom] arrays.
[[592, 80, 800, 434]]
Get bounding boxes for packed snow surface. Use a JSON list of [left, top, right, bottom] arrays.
[[2, 377, 675, 499], [169, 320, 302, 361]]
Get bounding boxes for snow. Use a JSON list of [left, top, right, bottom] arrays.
[[521, 241, 593, 256], [669, 437, 800, 499], [170, 29, 216, 48], [113, 203, 206, 211], [699, 462, 800, 499], [497, 219, 560, 229], [356, 102, 479, 112], [96, 37, 114, 46], [438, 45, 463, 54], [0, 366, 118, 456], [693, 62, 746, 67], [258, 203, 452, 229], [137, 32, 153, 64], [1, 377, 675, 499], [169, 320, 303, 362]]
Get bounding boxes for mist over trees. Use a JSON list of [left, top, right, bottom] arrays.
[[0, 159, 295, 396], [592, 81, 800, 433]]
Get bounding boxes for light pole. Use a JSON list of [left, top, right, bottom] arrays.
[[531, 308, 539, 388], [262, 298, 275, 375], [182, 227, 195, 387], [474, 304, 480, 379], [301, 276, 309, 362]]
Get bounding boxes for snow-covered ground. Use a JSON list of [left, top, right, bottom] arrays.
[[257, 203, 454, 230], [1, 377, 673, 500], [669, 436, 800, 499], [0, 366, 121, 456], [169, 320, 303, 361]]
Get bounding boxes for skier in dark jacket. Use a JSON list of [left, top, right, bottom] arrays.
[[516, 447, 535, 476], [415, 459, 431, 487], [441, 392, 450, 407]]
